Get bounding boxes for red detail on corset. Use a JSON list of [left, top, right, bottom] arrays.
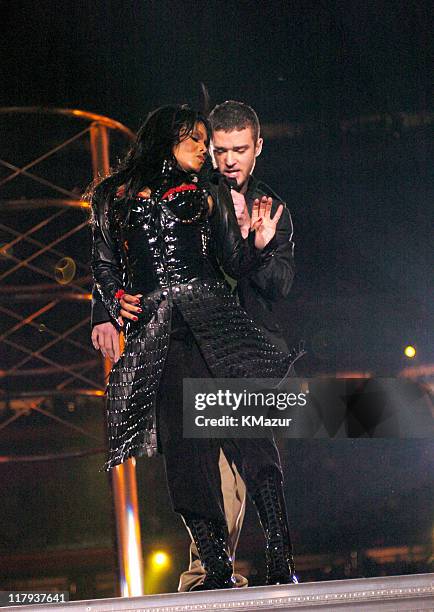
[[162, 184, 197, 201], [115, 289, 125, 300]]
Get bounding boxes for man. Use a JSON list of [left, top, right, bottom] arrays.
[[209, 101, 294, 352], [91, 101, 296, 589]]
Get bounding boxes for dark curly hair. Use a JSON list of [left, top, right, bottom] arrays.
[[86, 104, 210, 207]]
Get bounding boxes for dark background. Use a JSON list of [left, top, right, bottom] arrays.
[[1, 0, 433, 373], [0, 0, 432, 598]]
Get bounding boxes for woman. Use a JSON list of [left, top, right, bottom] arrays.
[[90, 105, 302, 590]]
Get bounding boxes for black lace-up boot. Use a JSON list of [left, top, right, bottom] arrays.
[[183, 518, 235, 591], [252, 471, 298, 585]]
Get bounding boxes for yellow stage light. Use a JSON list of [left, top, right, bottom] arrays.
[[404, 345, 416, 359], [151, 551, 170, 569]]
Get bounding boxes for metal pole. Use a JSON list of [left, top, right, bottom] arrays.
[[90, 122, 110, 180], [90, 122, 145, 597], [111, 458, 145, 596]]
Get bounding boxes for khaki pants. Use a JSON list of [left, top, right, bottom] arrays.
[[178, 449, 248, 591]]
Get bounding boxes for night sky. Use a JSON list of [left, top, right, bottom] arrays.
[[2, 1, 431, 126]]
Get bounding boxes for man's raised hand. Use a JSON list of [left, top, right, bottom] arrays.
[[251, 196, 283, 250]]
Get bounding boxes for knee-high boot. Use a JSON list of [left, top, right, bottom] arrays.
[[252, 471, 298, 585], [182, 517, 235, 591]]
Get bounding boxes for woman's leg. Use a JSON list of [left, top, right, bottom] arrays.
[[224, 439, 298, 585], [178, 450, 248, 591], [250, 468, 298, 584], [157, 329, 225, 522], [157, 313, 234, 589]]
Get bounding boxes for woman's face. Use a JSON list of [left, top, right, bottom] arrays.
[[172, 122, 208, 173]]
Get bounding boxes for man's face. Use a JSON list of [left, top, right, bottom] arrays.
[[211, 127, 263, 193]]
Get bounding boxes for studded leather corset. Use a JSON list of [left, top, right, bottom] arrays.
[[123, 185, 222, 295], [92, 176, 275, 325]]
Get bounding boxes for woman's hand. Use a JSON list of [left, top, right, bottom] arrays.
[[251, 196, 283, 250], [119, 293, 143, 321]]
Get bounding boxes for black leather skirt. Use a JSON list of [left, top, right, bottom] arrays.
[[104, 279, 304, 471]]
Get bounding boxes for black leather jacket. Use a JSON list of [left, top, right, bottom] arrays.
[[237, 175, 295, 350]]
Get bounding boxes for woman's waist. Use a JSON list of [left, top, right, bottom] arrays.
[[128, 264, 224, 295], [124, 278, 233, 335], [130, 277, 229, 302]]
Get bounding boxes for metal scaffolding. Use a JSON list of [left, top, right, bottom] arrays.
[[0, 107, 144, 597]]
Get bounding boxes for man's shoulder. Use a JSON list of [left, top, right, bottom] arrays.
[[247, 176, 287, 208]]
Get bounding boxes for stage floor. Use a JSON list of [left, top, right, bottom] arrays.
[[3, 573, 434, 611]]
